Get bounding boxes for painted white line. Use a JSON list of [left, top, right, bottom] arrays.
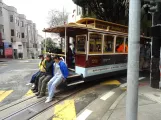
[[77, 109, 92, 120], [109, 92, 126, 110], [139, 77, 146, 80], [120, 77, 146, 88], [100, 91, 115, 101]]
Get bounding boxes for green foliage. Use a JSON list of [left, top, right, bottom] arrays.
[[73, 0, 129, 25], [42, 37, 57, 53]]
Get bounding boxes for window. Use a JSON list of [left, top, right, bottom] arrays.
[[0, 7, 2, 16], [11, 38, 13, 42], [76, 35, 86, 53], [16, 31, 18, 37], [19, 32, 20, 38], [11, 29, 14, 36], [104, 35, 114, 53], [21, 21, 24, 27], [89, 33, 102, 53], [10, 15, 13, 22], [21, 33, 24, 38], [115, 37, 125, 53], [125, 38, 128, 53], [18, 20, 19, 26]]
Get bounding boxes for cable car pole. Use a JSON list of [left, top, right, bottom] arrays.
[[126, 0, 141, 120]]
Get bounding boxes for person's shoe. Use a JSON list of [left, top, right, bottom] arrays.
[[33, 90, 38, 93], [37, 94, 45, 98], [35, 93, 40, 96], [45, 98, 52, 103], [32, 84, 35, 88], [26, 83, 32, 86]]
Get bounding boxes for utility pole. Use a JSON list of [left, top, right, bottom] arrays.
[[126, 0, 141, 120]]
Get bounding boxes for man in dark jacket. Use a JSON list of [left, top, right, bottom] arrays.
[[36, 54, 54, 98]]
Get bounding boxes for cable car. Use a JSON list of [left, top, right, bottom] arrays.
[[43, 18, 151, 86]]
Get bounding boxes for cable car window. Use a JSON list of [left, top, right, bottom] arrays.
[[89, 33, 102, 54], [116, 37, 125, 53], [125, 38, 128, 53], [76, 35, 86, 53], [104, 35, 114, 53]]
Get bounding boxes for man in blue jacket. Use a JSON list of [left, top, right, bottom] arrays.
[[45, 55, 69, 103]]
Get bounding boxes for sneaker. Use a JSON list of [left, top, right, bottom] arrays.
[[45, 98, 52, 103], [37, 94, 45, 98], [32, 84, 35, 88], [35, 93, 40, 96], [26, 83, 32, 86]]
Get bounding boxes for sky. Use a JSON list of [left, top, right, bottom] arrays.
[[4, 0, 76, 37]]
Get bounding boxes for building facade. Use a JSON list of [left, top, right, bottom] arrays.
[[0, 0, 39, 59], [37, 34, 44, 55], [68, 5, 82, 23]]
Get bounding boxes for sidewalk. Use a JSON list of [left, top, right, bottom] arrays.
[[104, 81, 161, 120]]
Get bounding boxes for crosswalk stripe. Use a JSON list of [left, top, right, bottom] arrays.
[[0, 90, 13, 102], [25, 90, 34, 97], [53, 99, 76, 120]]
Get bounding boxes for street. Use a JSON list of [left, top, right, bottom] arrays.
[[0, 59, 39, 106]]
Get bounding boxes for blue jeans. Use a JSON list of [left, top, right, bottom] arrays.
[[30, 71, 40, 83], [47, 75, 63, 99]]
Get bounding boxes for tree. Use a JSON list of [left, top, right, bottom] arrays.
[[72, 0, 129, 24], [42, 37, 57, 53], [48, 9, 69, 27], [73, 0, 152, 35]]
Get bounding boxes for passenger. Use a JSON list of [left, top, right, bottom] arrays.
[[26, 55, 45, 87], [45, 55, 69, 103], [117, 42, 128, 53], [32, 56, 46, 93], [36, 54, 54, 98]]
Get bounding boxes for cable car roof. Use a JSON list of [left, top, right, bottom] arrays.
[[43, 18, 151, 39]]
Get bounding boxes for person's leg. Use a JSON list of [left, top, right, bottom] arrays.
[[32, 72, 44, 91], [46, 76, 63, 103], [30, 71, 40, 83], [38, 75, 52, 97], [47, 76, 57, 95], [37, 75, 46, 95]]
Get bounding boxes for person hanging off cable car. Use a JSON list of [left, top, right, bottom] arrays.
[[36, 55, 54, 98], [117, 42, 128, 53], [45, 55, 69, 103], [26, 55, 46, 87]]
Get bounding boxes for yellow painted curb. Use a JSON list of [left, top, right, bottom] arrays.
[[101, 80, 121, 86], [0, 90, 13, 102], [53, 99, 76, 120], [25, 90, 34, 97]]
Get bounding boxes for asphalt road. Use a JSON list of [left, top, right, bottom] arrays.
[[0, 59, 39, 106]]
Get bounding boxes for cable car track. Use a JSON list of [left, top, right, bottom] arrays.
[[0, 82, 98, 120]]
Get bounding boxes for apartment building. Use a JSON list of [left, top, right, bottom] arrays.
[[37, 34, 44, 55], [0, 0, 39, 59], [68, 5, 82, 23]]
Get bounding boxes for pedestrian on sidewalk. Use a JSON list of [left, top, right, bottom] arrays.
[[45, 55, 68, 103], [36, 54, 54, 98]]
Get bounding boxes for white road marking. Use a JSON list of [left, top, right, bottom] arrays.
[[77, 109, 92, 120], [120, 77, 146, 88], [100, 91, 115, 101], [9, 69, 38, 72], [109, 92, 126, 110]]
